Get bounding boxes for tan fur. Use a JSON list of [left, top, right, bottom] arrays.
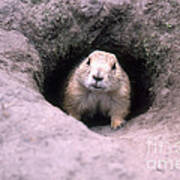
[[63, 50, 131, 129]]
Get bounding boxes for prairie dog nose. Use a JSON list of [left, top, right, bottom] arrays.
[[93, 75, 103, 82]]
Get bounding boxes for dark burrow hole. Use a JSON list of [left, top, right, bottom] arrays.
[[43, 49, 153, 128]]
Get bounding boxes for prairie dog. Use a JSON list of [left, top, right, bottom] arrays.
[[63, 50, 130, 129]]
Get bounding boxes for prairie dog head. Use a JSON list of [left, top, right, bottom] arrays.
[[76, 50, 124, 92]]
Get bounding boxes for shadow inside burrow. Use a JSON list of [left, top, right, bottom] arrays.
[[42, 47, 153, 128]]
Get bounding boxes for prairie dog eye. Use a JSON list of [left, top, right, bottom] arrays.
[[112, 63, 116, 70], [87, 58, 91, 65]]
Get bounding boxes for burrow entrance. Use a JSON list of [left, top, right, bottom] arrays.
[[43, 48, 153, 128]]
